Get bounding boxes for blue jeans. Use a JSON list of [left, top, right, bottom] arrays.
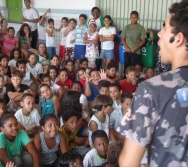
[[12, 153, 33, 167], [47, 47, 56, 57], [38, 39, 46, 45]]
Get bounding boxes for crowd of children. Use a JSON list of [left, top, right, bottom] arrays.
[[0, 0, 171, 166]]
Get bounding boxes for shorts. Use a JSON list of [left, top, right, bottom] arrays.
[[100, 49, 114, 60], [74, 45, 86, 60], [47, 46, 56, 57], [38, 39, 46, 45], [59, 45, 66, 58]]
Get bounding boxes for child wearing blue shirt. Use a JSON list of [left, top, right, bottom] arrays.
[[110, 93, 133, 142], [39, 84, 59, 117], [74, 14, 88, 69]]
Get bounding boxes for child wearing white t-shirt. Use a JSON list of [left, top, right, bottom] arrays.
[[58, 17, 68, 66], [84, 130, 109, 167], [64, 18, 76, 61], [46, 18, 56, 57], [8, 48, 22, 73], [14, 93, 41, 137], [37, 8, 50, 44], [27, 53, 43, 80], [99, 15, 116, 70]]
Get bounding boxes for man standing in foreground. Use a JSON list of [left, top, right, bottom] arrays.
[[119, 0, 188, 166], [23, 0, 39, 49]]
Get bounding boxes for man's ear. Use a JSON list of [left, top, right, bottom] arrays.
[[20, 101, 23, 107], [41, 126, 45, 131], [176, 32, 186, 47]]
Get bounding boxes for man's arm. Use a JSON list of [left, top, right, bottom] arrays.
[[22, 16, 39, 23], [39, 8, 50, 25], [119, 138, 146, 167], [121, 36, 131, 52], [131, 39, 146, 53]]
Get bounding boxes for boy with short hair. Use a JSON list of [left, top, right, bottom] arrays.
[[120, 66, 136, 93], [83, 130, 109, 167], [110, 93, 133, 142], [5, 70, 34, 113], [56, 68, 72, 89], [16, 59, 40, 91], [106, 61, 121, 83], [99, 80, 111, 95], [80, 58, 88, 69], [46, 18, 56, 56], [121, 11, 147, 72], [15, 93, 40, 137], [109, 83, 122, 110], [40, 74, 65, 101], [74, 14, 88, 69], [84, 69, 105, 109]]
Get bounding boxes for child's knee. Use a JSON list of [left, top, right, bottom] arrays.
[[22, 153, 33, 167], [12, 156, 23, 167]]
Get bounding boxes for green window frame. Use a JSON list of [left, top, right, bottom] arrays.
[[7, 0, 23, 23]]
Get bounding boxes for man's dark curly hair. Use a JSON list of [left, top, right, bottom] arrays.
[[169, 0, 188, 50], [107, 141, 124, 167]]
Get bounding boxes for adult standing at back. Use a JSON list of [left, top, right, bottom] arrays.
[[88, 7, 105, 70], [121, 11, 146, 74], [22, 0, 39, 49], [119, 0, 188, 166]]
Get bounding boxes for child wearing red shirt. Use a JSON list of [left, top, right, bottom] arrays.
[[120, 66, 136, 93], [56, 68, 72, 89]]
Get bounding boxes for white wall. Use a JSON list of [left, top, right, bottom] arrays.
[[96, 0, 182, 30], [29, 0, 95, 10]]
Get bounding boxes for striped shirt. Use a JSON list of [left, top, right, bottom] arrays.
[[75, 24, 88, 45]]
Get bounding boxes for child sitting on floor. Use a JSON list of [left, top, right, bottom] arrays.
[[59, 108, 89, 157], [47, 65, 59, 83], [110, 93, 133, 142], [145, 67, 155, 79], [120, 66, 136, 94], [40, 74, 65, 101], [106, 61, 121, 83], [77, 67, 86, 87], [0, 114, 40, 167], [65, 59, 76, 82], [109, 83, 122, 110], [99, 80, 111, 96], [84, 130, 109, 167], [39, 84, 59, 117], [88, 94, 113, 147], [5, 70, 34, 113], [33, 114, 68, 167], [14, 93, 41, 137], [56, 68, 72, 90], [8, 48, 22, 73]]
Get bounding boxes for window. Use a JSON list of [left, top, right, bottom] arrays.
[[7, 0, 23, 23]]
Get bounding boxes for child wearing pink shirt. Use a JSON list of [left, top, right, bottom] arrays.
[[1, 27, 19, 57]]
